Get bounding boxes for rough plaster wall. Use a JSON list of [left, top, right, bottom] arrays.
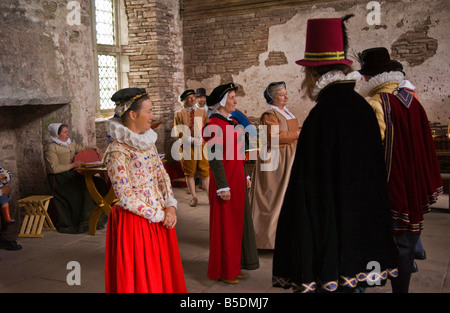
[[0, 0, 97, 198], [0, 0, 97, 144], [186, 0, 450, 127]]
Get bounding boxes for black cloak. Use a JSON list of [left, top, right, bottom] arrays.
[[272, 81, 399, 293]]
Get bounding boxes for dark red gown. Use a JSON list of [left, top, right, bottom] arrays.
[[204, 114, 247, 280]]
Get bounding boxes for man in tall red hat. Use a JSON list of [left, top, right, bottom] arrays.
[[358, 47, 443, 293], [272, 16, 399, 293]]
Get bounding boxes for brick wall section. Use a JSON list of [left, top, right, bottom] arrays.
[[391, 18, 438, 66], [122, 0, 183, 155], [95, 120, 109, 153], [183, 9, 297, 89], [265, 51, 288, 67]]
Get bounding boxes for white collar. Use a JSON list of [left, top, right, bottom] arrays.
[[359, 71, 405, 98], [217, 111, 233, 121], [267, 104, 296, 120], [399, 79, 415, 90], [106, 118, 158, 151], [51, 137, 71, 147], [185, 105, 196, 112], [195, 103, 207, 110], [312, 70, 362, 98]]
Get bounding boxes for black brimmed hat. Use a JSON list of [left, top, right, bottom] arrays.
[[358, 47, 399, 76], [195, 88, 206, 97], [207, 83, 238, 107], [180, 89, 195, 102]]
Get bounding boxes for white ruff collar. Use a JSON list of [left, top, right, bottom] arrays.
[[359, 71, 405, 98], [52, 137, 71, 147], [312, 70, 362, 97], [106, 118, 158, 151]]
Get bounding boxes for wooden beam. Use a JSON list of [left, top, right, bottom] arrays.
[[181, 0, 336, 20]]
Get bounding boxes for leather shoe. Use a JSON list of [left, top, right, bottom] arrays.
[[189, 197, 198, 207], [412, 261, 418, 273], [236, 273, 246, 279], [220, 278, 240, 284], [0, 240, 22, 251], [414, 250, 426, 260]]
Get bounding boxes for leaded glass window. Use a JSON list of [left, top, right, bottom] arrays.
[[98, 54, 118, 110], [95, 0, 115, 45], [95, 0, 122, 111]]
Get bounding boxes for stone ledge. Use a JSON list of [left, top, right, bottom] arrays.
[[0, 97, 72, 107]]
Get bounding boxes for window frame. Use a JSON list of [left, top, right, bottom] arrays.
[[92, 0, 124, 116]]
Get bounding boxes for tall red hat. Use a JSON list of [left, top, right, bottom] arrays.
[[296, 16, 353, 67]]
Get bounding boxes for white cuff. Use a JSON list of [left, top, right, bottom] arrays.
[[165, 196, 178, 210], [150, 209, 165, 223], [216, 187, 230, 196]]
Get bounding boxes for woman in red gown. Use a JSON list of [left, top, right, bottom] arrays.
[[104, 88, 186, 293], [203, 83, 259, 284]]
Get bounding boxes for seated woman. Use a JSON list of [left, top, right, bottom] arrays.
[[44, 123, 108, 234]]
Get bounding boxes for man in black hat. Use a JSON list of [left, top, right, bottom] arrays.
[[358, 47, 443, 293], [195, 88, 207, 110], [173, 89, 209, 207]]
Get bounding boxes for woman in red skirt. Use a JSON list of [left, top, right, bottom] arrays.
[[103, 88, 186, 293]]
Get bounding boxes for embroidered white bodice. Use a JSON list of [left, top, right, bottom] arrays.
[[104, 119, 177, 223]]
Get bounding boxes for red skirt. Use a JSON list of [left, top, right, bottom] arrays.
[[105, 205, 187, 293]]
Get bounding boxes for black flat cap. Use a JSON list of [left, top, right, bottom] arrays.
[[180, 89, 195, 102], [207, 83, 238, 107], [111, 88, 147, 104]]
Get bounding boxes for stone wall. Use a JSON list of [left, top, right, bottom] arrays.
[[183, 0, 450, 127], [0, 0, 97, 200], [2, 0, 449, 202]]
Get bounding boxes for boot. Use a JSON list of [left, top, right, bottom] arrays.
[[1, 204, 15, 224]]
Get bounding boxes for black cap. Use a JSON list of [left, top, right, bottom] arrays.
[[358, 47, 399, 76], [207, 83, 238, 107], [111, 88, 147, 104], [195, 88, 206, 97], [180, 89, 195, 102]]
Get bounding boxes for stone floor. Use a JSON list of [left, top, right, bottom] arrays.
[[0, 187, 449, 294]]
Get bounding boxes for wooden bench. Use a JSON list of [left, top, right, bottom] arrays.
[[18, 195, 56, 238]]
